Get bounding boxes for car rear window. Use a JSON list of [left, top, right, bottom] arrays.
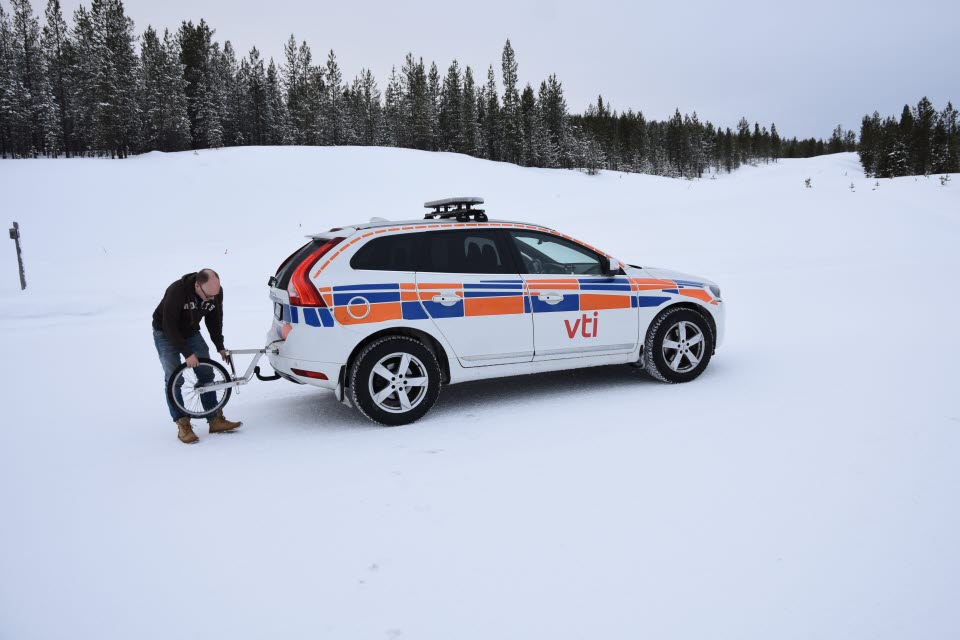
[[275, 240, 323, 288], [350, 233, 422, 271], [419, 230, 515, 274]]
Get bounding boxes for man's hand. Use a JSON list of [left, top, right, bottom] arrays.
[[219, 349, 229, 362], [185, 354, 199, 368]]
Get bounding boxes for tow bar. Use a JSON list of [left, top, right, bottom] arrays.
[[165, 347, 285, 419], [214, 348, 281, 395]]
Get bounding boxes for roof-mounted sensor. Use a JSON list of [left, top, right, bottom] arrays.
[[423, 197, 488, 222]]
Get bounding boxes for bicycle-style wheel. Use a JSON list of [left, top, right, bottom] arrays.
[[166, 357, 232, 419]]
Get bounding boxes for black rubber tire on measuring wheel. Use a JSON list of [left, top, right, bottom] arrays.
[[349, 336, 442, 426], [166, 357, 232, 419], [644, 307, 714, 383]]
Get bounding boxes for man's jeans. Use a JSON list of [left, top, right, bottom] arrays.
[[153, 330, 216, 422]]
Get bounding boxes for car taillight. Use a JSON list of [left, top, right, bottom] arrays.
[[292, 368, 328, 380], [287, 237, 344, 307]]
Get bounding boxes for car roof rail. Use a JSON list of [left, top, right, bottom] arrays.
[[423, 196, 488, 222]]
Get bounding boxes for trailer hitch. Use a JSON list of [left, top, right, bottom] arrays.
[[254, 366, 282, 382]]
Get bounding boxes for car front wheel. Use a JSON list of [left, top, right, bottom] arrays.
[[644, 307, 714, 383], [349, 336, 442, 426]]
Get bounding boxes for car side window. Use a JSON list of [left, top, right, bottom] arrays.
[[507, 230, 603, 275], [350, 233, 422, 271], [419, 230, 515, 274]]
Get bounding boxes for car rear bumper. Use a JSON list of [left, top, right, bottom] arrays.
[[265, 326, 340, 390]]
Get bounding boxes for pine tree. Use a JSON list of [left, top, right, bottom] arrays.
[[751, 122, 763, 161], [539, 77, 566, 167], [9, 0, 48, 156], [282, 35, 314, 144], [770, 123, 781, 161], [41, 0, 72, 156], [426, 60, 439, 151], [262, 58, 288, 145], [438, 59, 461, 152], [481, 64, 500, 160], [0, 1, 12, 157], [519, 82, 537, 165], [358, 68, 381, 145], [941, 102, 959, 173], [321, 49, 347, 145], [243, 47, 268, 145], [890, 104, 914, 176], [382, 64, 403, 147], [723, 126, 735, 172], [139, 26, 190, 151], [460, 64, 477, 155], [736, 117, 750, 163], [402, 53, 430, 150], [89, 0, 137, 158], [912, 96, 936, 175], [178, 20, 219, 149], [68, 4, 97, 155], [499, 39, 522, 164], [828, 124, 845, 153], [665, 109, 685, 176]]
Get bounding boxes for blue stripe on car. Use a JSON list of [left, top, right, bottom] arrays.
[[332, 291, 402, 306], [637, 296, 671, 307], [531, 294, 579, 313], [422, 300, 464, 318], [402, 302, 430, 320], [302, 308, 321, 326], [332, 283, 401, 291], [463, 291, 523, 298]]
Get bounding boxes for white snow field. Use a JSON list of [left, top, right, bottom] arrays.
[[1, 148, 958, 639]]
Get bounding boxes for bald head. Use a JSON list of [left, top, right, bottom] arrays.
[[195, 268, 221, 299]]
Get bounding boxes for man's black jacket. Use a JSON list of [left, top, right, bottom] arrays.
[[152, 273, 225, 359]]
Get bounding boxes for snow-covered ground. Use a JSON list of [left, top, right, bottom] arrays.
[[1, 148, 958, 639]]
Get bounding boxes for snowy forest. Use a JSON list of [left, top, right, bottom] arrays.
[[0, 0, 867, 177], [857, 98, 960, 178]]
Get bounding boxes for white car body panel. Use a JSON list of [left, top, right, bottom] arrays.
[[265, 220, 724, 392]]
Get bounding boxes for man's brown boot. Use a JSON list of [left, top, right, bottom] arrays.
[[176, 417, 199, 444], [208, 410, 242, 434]]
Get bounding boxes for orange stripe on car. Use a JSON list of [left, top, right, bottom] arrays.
[[579, 293, 632, 310], [464, 296, 525, 316], [680, 289, 712, 303], [333, 302, 403, 325]]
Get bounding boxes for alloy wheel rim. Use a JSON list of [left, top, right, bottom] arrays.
[[368, 352, 429, 413], [661, 320, 705, 373]]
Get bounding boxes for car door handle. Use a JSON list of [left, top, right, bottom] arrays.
[[538, 292, 564, 304], [431, 293, 461, 306]]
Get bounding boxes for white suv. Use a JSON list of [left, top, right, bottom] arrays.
[[266, 198, 724, 425]]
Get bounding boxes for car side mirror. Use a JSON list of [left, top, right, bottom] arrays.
[[602, 255, 620, 276]]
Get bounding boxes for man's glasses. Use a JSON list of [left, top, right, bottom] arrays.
[[198, 281, 213, 300]]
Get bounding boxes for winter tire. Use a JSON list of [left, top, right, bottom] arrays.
[[350, 336, 442, 426], [644, 307, 714, 383], [167, 357, 232, 419]]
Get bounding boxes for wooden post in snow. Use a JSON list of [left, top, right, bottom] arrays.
[[9, 222, 26, 290]]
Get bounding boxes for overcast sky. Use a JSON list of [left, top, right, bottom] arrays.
[[34, 0, 960, 139]]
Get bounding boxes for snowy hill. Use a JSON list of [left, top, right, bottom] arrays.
[[1, 148, 958, 639]]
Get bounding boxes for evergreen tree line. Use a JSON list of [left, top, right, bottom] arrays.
[[2, 0, 838, 176], [858, 97, 959, 178], [572, 98, 850, 177]]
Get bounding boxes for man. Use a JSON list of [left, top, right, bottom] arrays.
[[152, 269, 242, 444]]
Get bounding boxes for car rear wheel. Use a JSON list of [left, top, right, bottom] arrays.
[[644, 307, 714, 383], [349, 336, 442, 426]]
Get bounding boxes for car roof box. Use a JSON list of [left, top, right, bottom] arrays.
[[424, 197, 488, 221]]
